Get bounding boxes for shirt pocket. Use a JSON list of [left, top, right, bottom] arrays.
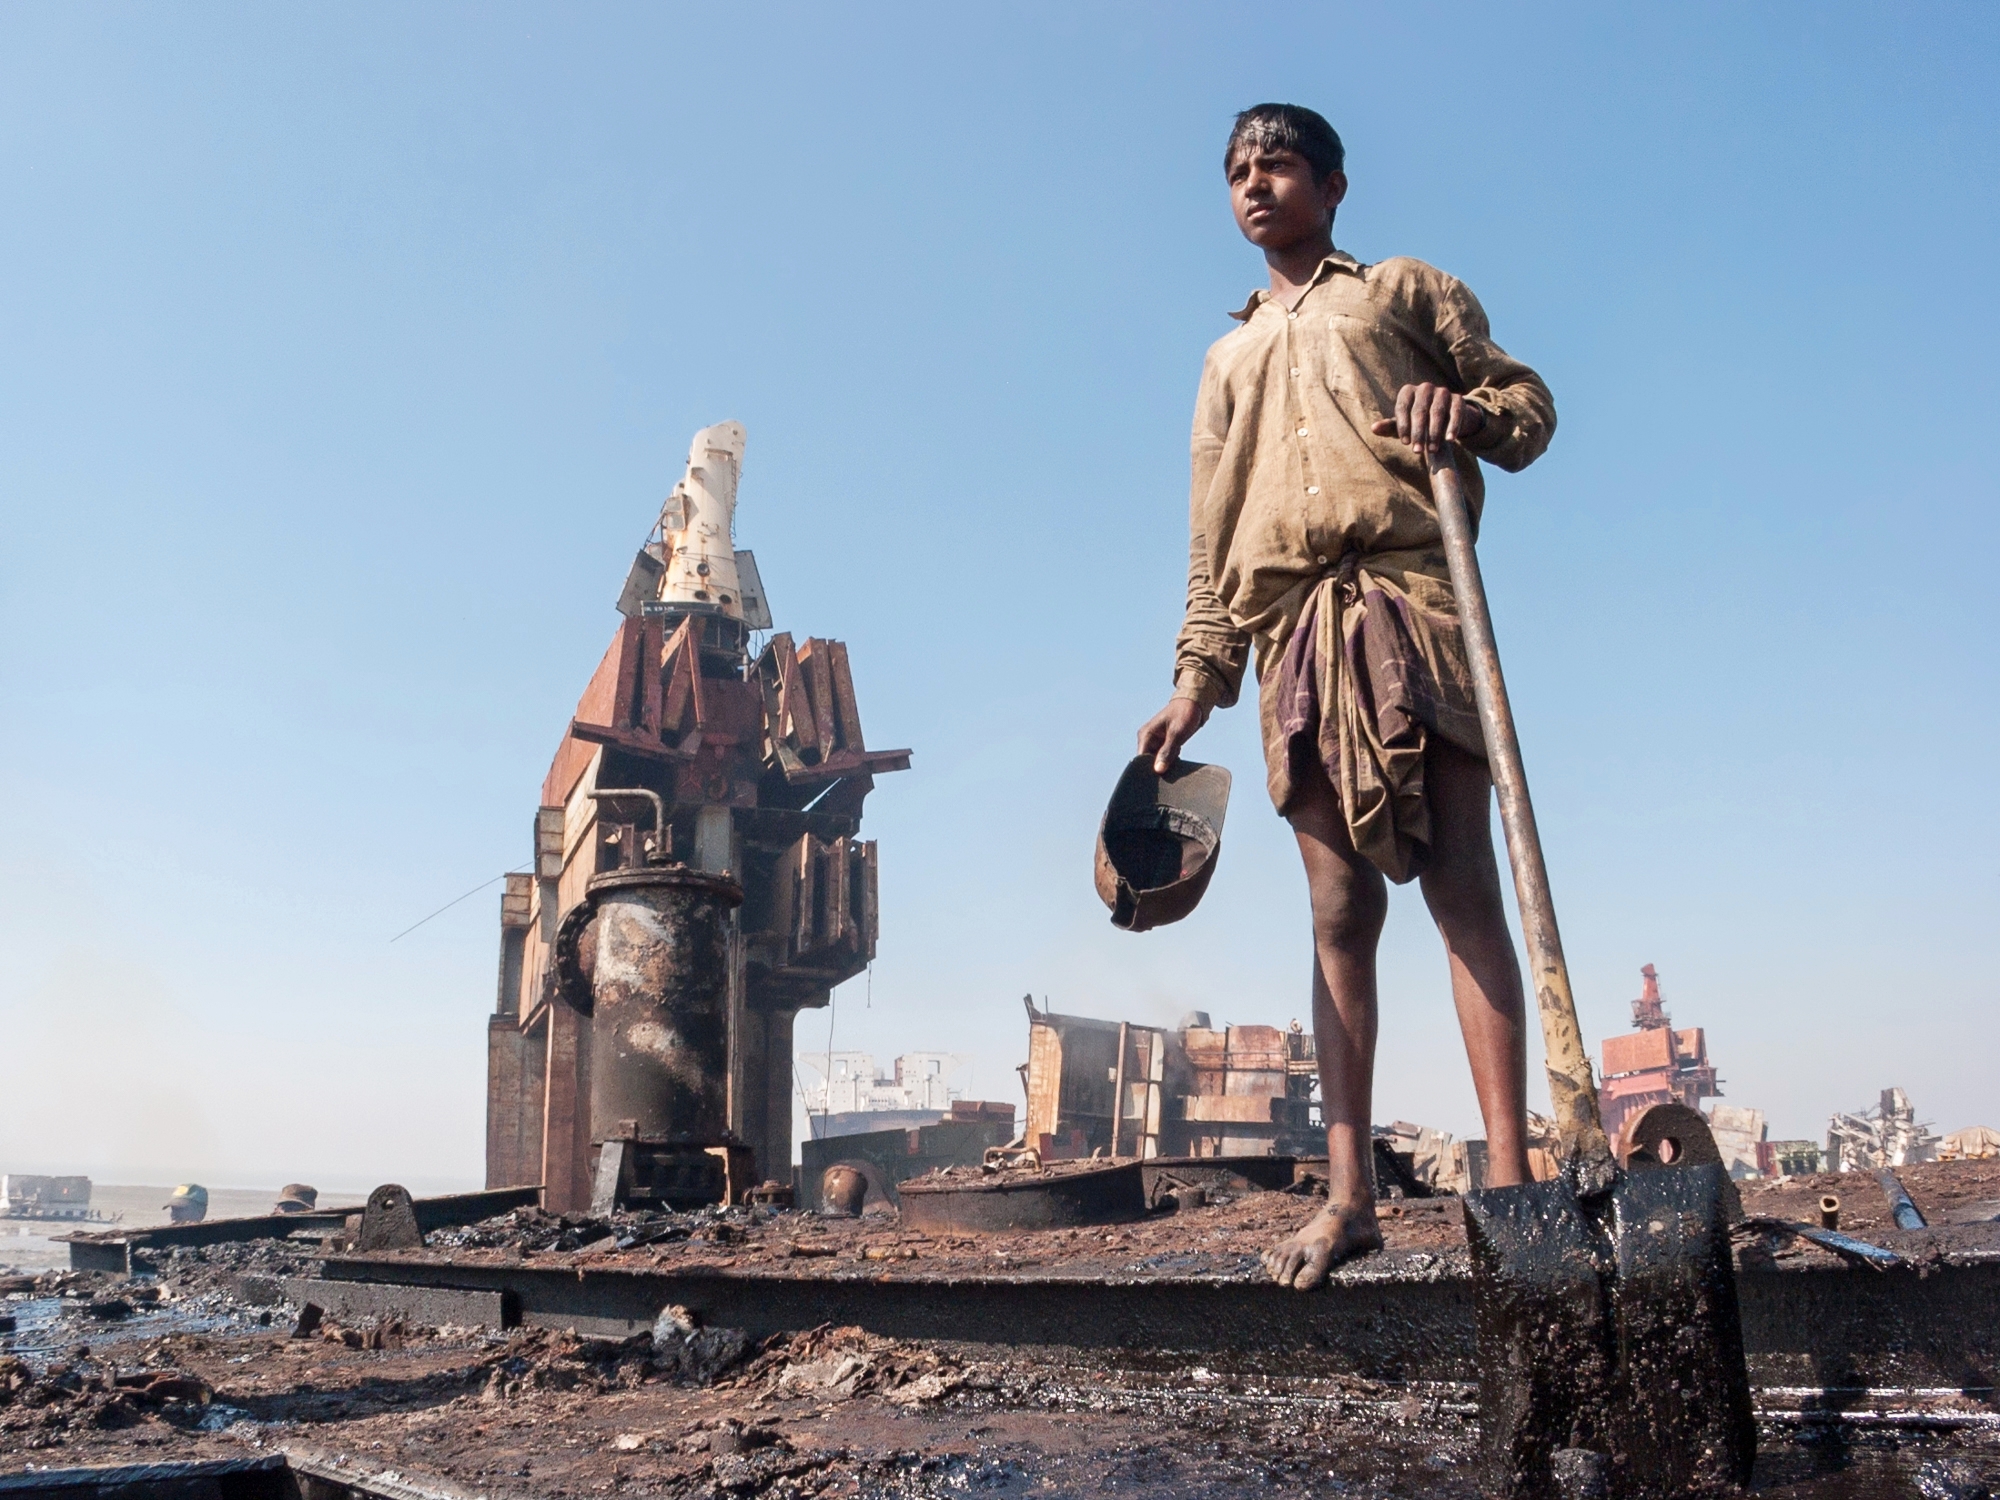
[[1322, 310, 1405, 411]]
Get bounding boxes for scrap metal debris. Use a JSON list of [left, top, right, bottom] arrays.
[[1, 1310, 1993, 1500], [0, 1353, 219, 1437], [1828, 1087, 1943, 1171], [1021, 1000, 1319, 1162], [489, 421, 913, 1216], [738, 1324, 965, 1406]]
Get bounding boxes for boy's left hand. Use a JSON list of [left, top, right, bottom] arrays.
[[1371, 382, 1486, 455]]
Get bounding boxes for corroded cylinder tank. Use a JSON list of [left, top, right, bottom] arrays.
[[559, 865, 743, 1144]]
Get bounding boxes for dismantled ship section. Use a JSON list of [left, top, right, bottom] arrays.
[[1021, 1000, 1320, 1161], [484, 422, 909, 1212]]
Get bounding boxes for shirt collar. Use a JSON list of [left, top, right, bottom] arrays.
[[1228, 248, 1363, 322]]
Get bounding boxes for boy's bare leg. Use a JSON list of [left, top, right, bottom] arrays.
[[1263, 759, 1387, 1289], [1417, 739, 1532, 1188]]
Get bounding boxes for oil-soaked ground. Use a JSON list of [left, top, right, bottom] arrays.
[[2, 1316, 1993, 1499], [5, 1164, 1997, 1497]]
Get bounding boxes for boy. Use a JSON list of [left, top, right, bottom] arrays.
[[1137, 104, 1556, 1291]]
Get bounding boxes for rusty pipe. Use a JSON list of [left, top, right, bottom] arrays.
[[589, 786, 668, 862], [1877, 1169, 1926, 1230], [1736, 1215, 1902, 1271], [1429, 449, 1613, 1188], [1818, 1194, 1840, 1230], [570, 865, 742, 1147], [1109, 1022, 1130, 1159], [590, 786, 666, 833]]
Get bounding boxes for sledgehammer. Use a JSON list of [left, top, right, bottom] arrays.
[[1428, 449, 1755, 1500]]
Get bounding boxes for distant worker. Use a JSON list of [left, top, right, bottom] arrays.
[[163, 1183, 208, 1223], [1137, 104, 1555, 1290], [273, 1184, 318, 1215]]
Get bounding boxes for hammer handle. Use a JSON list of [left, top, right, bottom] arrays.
[[1428, 450, 1613, 1175]]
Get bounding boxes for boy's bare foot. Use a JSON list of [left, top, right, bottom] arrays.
[[1262, 1201, 1383, 1290]]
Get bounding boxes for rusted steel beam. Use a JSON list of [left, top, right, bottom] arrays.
[[322, 1253, 1482, 1376], [826, 640, 865, 750], [1109, 1023, 1130, 1159], [658, 615, 703, 739], [541, 997, 591, 1214], [794, 639, 840, 758], [283, 1277, 510, 1330], [312, 1252, 2000, 1390], [59, 1188, 544, 1271], [771, 747, 911, 784], [0, 1454, 292, 1499], [567, 719, 695, 762]]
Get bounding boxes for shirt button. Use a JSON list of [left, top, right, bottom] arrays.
[[1296, 427, 1309, 437], [1291, 367, 1301, 376], [1316, 555, 1329, 566], [1307, 486, 1320, 495], [1287, 312, 1297, 320]]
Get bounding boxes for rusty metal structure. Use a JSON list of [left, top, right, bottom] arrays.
[[900, 1159, 1148, 1232], [796, 1101, 1019, 1213], [1021, 1000, 1319, 1160], [559, 863, 746, 1211], [1597, 963, 1722, 1151], [485, 422, 909, 1210]]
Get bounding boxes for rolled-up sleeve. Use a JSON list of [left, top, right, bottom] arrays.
[[1174, 358, 1251, 708], [1438, 277, 1556, 474]]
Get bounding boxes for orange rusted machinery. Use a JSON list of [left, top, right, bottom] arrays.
[[1597, 964, 1721, 1154], [485, 423, 910, 1210]]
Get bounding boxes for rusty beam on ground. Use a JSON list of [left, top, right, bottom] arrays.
[[282, 1278, 511, 1329], [59, 1187, 543, 1271], [312, 1251, 2000, 1391]]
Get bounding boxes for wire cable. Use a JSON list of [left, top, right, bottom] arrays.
[[389, 868, 528, 944]]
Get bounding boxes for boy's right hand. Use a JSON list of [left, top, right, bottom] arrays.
[[1371, 381, 1485, 455], [1138, 697, 1211, 774]]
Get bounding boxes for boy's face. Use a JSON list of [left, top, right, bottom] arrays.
[[1227, 144, 1347, 253]]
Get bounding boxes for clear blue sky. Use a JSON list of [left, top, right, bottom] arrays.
[[3, 4, 1995, 1191]]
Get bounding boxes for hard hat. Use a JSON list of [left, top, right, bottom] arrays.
[[164, 1183, 208, 1209], [274, 1183, 318, 1213], [1094, 755, 1231, 931]]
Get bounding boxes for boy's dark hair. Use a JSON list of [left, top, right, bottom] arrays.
[[1225, 104, 1345, 183]]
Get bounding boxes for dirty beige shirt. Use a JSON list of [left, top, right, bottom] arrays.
[[1173, 249, 1556, 837]]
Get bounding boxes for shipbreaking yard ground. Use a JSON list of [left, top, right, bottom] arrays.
[[4, 1164, 1998, 1499]]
